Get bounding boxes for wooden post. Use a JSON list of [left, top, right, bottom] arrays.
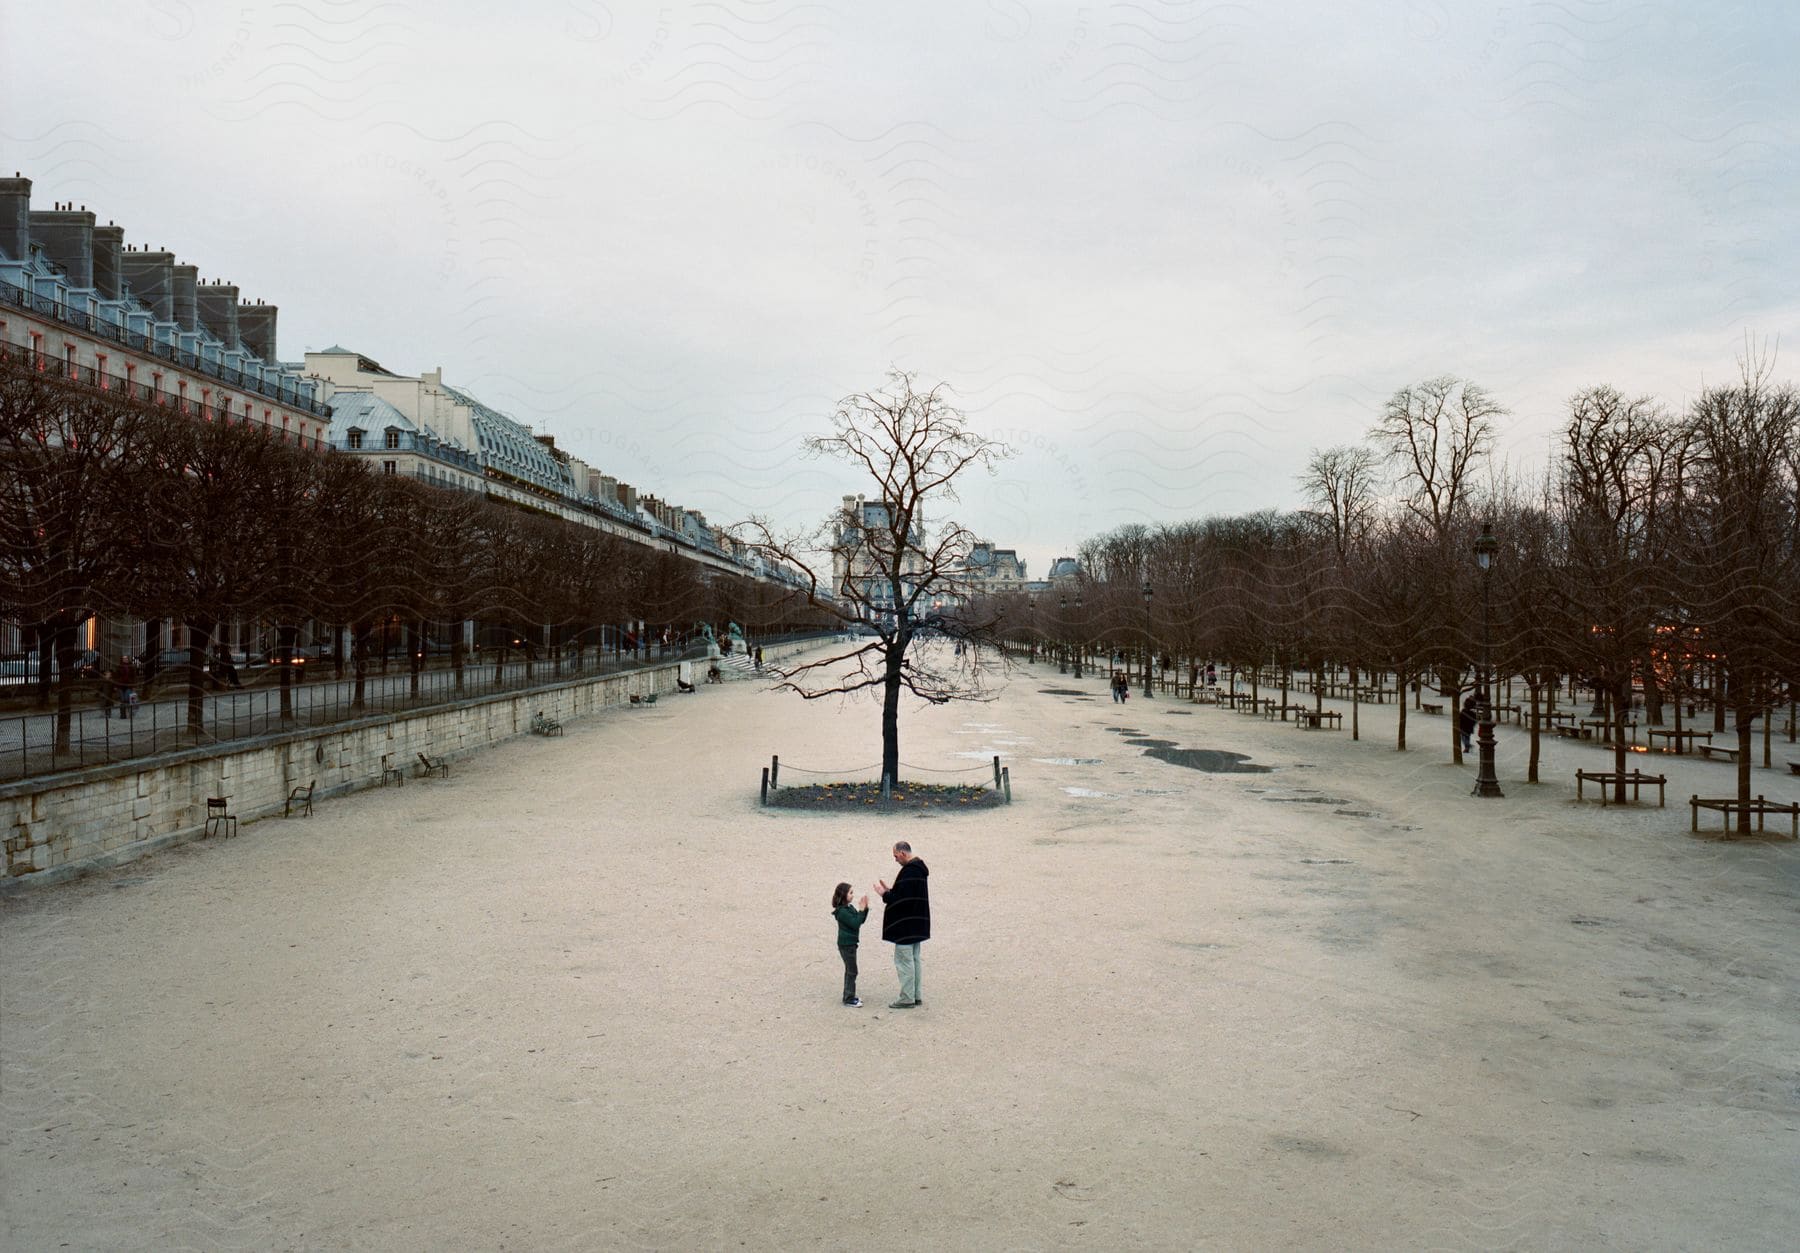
[[992, 755, 1001, 790], [1002, 766, 1011, 803], [881, 773, 891, 802], [771, 755, 780, 789], [760, 767, 769, 806]]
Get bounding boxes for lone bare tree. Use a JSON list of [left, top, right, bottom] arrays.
[[737, 371, 1010, 786]]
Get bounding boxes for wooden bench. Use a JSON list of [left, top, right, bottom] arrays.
[[1697, 743, 1740, 764], [1554, 724, 1590, 740], [1296, 709, 1342, 730], [1420, 702, 1445, 716], [1690, 794, 1800, 839], [284, 779, 315, 818], [1575, 769, 1666, 807], [1789, 760, 1800, 776], [416, 751, 449, 779], [531, 712, 564, 736]]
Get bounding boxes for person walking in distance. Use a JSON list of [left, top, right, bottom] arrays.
[[874, 841, 930, 1008], [831, 882, 869, 1007]]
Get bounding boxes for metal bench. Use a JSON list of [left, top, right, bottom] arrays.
[[531, 711, 564, 736]]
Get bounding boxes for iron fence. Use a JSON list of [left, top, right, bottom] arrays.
[[1, 631, 829, 784]]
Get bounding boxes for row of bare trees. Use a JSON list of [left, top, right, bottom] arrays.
[[999, 361, 1800, 817], [0, 353, 816, 749]]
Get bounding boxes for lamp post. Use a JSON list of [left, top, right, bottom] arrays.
[[1142, 581, 1154, 698], [1472, 519, 1503, 798], [1027, 594, 1036, 663]]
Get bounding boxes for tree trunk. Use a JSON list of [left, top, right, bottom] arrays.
[[1396, 671, 1408, 751], [32, 627, 53, 710], [1613, 676, 1630, 803], [1447, 672, 1463, 765], [881, 647, 904, 787], [1735, 710, 1754, 834], [278, 623, 298, 722], [1527, 677, 1541, 784], [185, 620, 212, 736], [52, 623, 78, 754], [353, 628, 368, 712]]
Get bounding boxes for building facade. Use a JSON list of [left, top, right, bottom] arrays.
[[0, 175, 332, 660], [306, 346, 800, 587], [0, 175, 330, 450]]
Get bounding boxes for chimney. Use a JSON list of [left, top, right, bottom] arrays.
[[0, 174, 29, 262], [238, 302, 278, 361], [617, 482, 637, 511], [27, 204, 97, 288], [91, 223, 124, 300], [196, 281, 241, 348], [120, 249, 177, 320], [170, 263, 198, 331]]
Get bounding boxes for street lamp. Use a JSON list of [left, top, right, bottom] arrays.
[[1472, 519, 1503, 798], [1027, 595, 1036, 663], [1142, 581, 1154, 699]]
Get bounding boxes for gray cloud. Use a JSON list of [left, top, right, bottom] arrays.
[[6, 0, 1793, 575]]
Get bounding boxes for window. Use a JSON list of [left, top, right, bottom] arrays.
[[125, 363, 136, 394], [346, 429, 363, 449], [178, 380, 189, 413], [384, 427, 400, 449], [96, 352, 108, 388], [382, 460, 397, 474]]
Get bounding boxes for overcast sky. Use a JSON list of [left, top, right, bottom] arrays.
[[8, 2, 1795, 574]]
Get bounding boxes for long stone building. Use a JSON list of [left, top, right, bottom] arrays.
[[0, 173, 799, 665]]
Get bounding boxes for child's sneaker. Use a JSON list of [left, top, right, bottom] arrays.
[[844, 998, 862, 1007]]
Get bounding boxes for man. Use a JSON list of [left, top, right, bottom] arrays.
[[874, 841, 930, 1009]]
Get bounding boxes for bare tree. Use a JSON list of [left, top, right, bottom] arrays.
[[0, 355, 149, 748], [736, 371, 1009, 786], [1371, 376, 1503, 761], [1551, 386, 1681, 799], [1681, 351, 1800, 825]]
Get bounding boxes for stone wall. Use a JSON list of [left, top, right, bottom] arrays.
[[0, 638, 826, 891]]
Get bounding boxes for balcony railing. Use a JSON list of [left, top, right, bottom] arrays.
[[0, 278, 330, 417], [0, 343, 325, 439]]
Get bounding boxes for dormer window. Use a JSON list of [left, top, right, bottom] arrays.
[[345, 427, 364, 449], [384, 427, 401, 449]]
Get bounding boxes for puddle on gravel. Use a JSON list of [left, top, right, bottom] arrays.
[[1035, 757, 1103, 766], [1299, 858, 1354, 865], [1123, 737, 1178, 748], [1145, 747, 1273, 773], [1264, 795, 1352, 805], [1063, 786, 1112, 797], [1039, 689, 1089, 697]]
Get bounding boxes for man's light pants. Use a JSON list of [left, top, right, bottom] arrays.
[[893, 942, 921, 1003]]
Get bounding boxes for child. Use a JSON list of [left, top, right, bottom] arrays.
[[831, 882, 869, 1007]]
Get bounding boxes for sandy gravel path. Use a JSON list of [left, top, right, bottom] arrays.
[[4, 653, 1797, 1249]]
